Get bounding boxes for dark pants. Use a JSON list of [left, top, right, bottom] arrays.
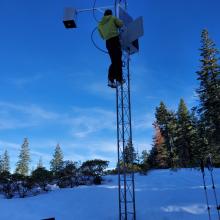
[[106, 36, 123, 83]]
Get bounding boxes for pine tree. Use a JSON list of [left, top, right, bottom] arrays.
[[155, 102, 178, 167], [31, 167, 52, 191], [139, 150, 149, 173], [0, 155, 3, 173], [189, 108, 203, 164], [50, 144, 64, 174], [176, 99, 198, 167], [15, 138, 31, 176], [2, 150, 10, 172], [119, 140, 137, 172], [152, 123, 168, 168], [196, 29, 220, 164], [123, 140, 136, 165], [37, 157, 43, 168], [148, 146, 158, 168], [140, 150, 149, 165]]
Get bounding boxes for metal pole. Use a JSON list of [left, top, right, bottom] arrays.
[[127, 53, 136, 220], [120, 83, 128, 220], [116, 87, 122, 220]]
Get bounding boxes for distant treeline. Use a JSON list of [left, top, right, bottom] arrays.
[[140, 29, 220, 169], [0, 140, 109, 199]]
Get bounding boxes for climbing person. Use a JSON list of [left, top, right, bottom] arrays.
[[98, 9, 124, 88]]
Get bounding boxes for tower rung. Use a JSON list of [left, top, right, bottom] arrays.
[[120, 201, 134, 203], [120, 179, 133, 182]]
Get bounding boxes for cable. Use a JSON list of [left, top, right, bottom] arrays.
[[91, 27, 108, 54], [92, 0, 99, 23], [114, 0, 117, 16], [90, 0, 108, 54]]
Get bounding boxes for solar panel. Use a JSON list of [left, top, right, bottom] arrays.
[[118, 5, 144, 54]]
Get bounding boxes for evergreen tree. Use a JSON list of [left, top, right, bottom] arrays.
[[189, 108, 203, 164], [148, 146, 158, 168], [31, 167, 52, 191], [140, 150, 149, 165], [37, 157, 43, 168], [139, 150, 149, 174], [123, 140, 136, 165], [152, 123, 169, 168], [15, 138, 31, 176], [135, 147, 141, 165], [0, 155, 3, 173], [176, 99, 198, 167], [2, 150, 10, 172], [155, 102, 178, 167], [196, 29, 220, 164], [58, 160, 77, 188], [119, 140, 139, 172], [80, 159, 109, 184], [50, 144, 64, 174]]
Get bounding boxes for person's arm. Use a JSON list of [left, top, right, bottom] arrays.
[[98, 24, 105, 39], [114, 17, 123, 28]]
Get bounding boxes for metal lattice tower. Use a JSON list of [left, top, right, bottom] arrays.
[[63, 1, 137, 219], [114, 1, 136, 219], [116, 52, 136, 220], [116, 0, 136, 215]]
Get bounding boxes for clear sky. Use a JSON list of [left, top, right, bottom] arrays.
[[0, 0, 220, 170]]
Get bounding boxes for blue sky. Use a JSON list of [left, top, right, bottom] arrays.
[[0, 0, 220, 171]]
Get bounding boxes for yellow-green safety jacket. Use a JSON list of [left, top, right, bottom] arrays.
[[98, 15, 123, 40]]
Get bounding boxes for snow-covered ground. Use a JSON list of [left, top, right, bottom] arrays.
[[0, 169, 220, 220]]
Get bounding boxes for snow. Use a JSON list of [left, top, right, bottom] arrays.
[[0, 169, 220, 220]]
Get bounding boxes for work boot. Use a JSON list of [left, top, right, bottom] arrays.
[[116, 79, 125, 86], [108, 80, 117, 88]]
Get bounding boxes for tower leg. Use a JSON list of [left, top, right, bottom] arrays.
[[116, 53, 136, 220]]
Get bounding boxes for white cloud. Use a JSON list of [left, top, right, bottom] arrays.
[[0, 140, 20, 151], [7, 74, 42, 88], [0, 102, 59, 120], [0, 118, 34, 129], [0, 102, 60, 130], [67, 107, 116, 138], [60, 139, 117, 155], [0, 102, 117, 138]]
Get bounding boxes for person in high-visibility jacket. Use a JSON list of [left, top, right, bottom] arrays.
[[98, 9, 123, 88]]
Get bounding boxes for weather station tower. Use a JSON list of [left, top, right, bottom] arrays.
[[63, 1, 144, 219]]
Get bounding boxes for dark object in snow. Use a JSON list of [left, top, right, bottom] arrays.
[[93, 176, 102, 185], [42, 218, 55, 220], [200, 159, 205, 173], [206, 156, 213, 171]]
